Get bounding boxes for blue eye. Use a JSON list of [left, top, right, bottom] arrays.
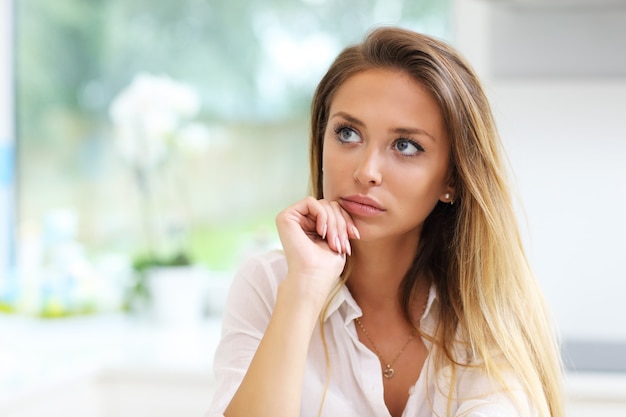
[[334, 125, 361, 143], [394, 139, 423, 156]]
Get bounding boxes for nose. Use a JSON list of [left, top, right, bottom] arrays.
[[353, 146, 382, 186]]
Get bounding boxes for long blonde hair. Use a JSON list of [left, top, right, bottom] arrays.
[[310, 27, 563, 417]]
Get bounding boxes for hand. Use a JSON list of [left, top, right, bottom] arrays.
[[275, 196, 360, 304]]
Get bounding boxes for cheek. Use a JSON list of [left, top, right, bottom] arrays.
[[399, 168, 448, 210], [321, 145, 333, 196], [321, 156, 337, 195], [397, 188, 442, 228], [321, 147, 349, 196]]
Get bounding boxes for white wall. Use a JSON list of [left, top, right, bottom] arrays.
[[492, 80, 626, 339], [454, 0, 626, 341], [489, 4, 626, 78]]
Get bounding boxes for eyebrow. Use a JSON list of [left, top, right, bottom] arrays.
[[330, 111, 437, 142]]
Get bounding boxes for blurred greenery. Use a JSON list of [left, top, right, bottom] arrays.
[[0, 301, 15, 314], [15, 0, 450, 281], [188, 215, 278, 269], [38, 299, 98, 319], [17, 0, 451, 139]]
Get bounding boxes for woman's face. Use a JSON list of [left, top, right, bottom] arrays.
[[322, 68, 453, 243]]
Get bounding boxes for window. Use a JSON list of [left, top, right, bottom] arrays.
[[0, 0, 16, 311], [9, 0, 451, 316]]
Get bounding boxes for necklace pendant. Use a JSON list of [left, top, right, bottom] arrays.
[[383, 365, 395, 379]]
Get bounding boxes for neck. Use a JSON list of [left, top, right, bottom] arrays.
[[347, 234, 420, 313]]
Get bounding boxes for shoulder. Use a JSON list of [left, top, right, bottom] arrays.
[[225, 250, 287, 312], [235, 249, 287, 286], [453, 366, 536, 417], [424, 331, 537, 416]]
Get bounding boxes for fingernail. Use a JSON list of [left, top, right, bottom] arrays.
[[334, 236, 342, 254], [351, 225, 361, 240], [321, 224, 327, 239], [344, 238, 352, 256]]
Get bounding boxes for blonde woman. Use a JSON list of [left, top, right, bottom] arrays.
[[207, 27, 563, 417]]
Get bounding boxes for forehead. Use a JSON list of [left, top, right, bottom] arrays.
[[328, 68, 447, 141], [330, 68, 438, 112]]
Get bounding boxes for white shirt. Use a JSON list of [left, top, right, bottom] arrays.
[[206, 250, 535, 417]]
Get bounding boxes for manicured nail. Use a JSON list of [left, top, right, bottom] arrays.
[[344, 237, 352, 256], [351, 225, 361, 240], [321, 224, 327, 239], [334, 236, 342, 254]]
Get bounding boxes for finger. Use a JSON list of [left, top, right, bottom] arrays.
[[338, 206, 360, 240], [319, 200, 342, 254], [304, 196, 329, 239], [282, 196, 327, 239], [329, 201, 351, 255]]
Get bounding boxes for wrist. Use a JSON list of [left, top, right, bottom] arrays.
[[276, 275, 333, 328]]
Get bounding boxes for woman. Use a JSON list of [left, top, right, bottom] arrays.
[[207, 27, 563, 417]]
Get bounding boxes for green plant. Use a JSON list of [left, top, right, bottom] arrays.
[[122, 251, 192, 313]]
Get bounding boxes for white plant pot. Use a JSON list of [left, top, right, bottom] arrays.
[[147, 265, 209, 325]]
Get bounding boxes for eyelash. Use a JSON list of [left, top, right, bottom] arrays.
[[332, 122, 425, 157], [333, 123, 358, 142], [395, 137, 425, 157]]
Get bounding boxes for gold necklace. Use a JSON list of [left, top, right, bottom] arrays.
[[354, 288, 429, 379], [354, 316, 416, 379]]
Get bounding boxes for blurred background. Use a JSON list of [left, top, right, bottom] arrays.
[[2, 0, 450, 318], [1, 0, 625, 416]]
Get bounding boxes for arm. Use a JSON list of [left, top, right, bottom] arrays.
[[223, 277, 326, 416], [223, 197, 358, 417]]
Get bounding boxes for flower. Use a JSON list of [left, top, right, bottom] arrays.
[[109, 74, 209, 307], [109, 73, 203, 170]]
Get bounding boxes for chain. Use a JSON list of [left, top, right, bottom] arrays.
[[354, 288, 429, 379], [354, 317, 415, 379]]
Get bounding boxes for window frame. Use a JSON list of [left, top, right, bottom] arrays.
[[0, 0, 16, 296]]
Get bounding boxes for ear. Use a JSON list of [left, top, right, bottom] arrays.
[[439, 186, 456, 205]]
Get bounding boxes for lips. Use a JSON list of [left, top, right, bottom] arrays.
[[339, 195, 385, 216]]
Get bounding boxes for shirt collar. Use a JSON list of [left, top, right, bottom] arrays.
[[322, 282, 439, 328], [322, 282, 361, 324]]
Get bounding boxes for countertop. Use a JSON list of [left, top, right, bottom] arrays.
[[0, 313, 221, 412], [2, 314, 626, 417]]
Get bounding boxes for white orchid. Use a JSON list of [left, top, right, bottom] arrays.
[[109, 73, 203, 168], [108, 73, 210, 267]]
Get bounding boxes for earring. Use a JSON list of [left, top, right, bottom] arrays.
[[444, 193, 454, 205]]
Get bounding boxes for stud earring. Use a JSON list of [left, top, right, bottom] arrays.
[[444, 193, 454, 205]]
